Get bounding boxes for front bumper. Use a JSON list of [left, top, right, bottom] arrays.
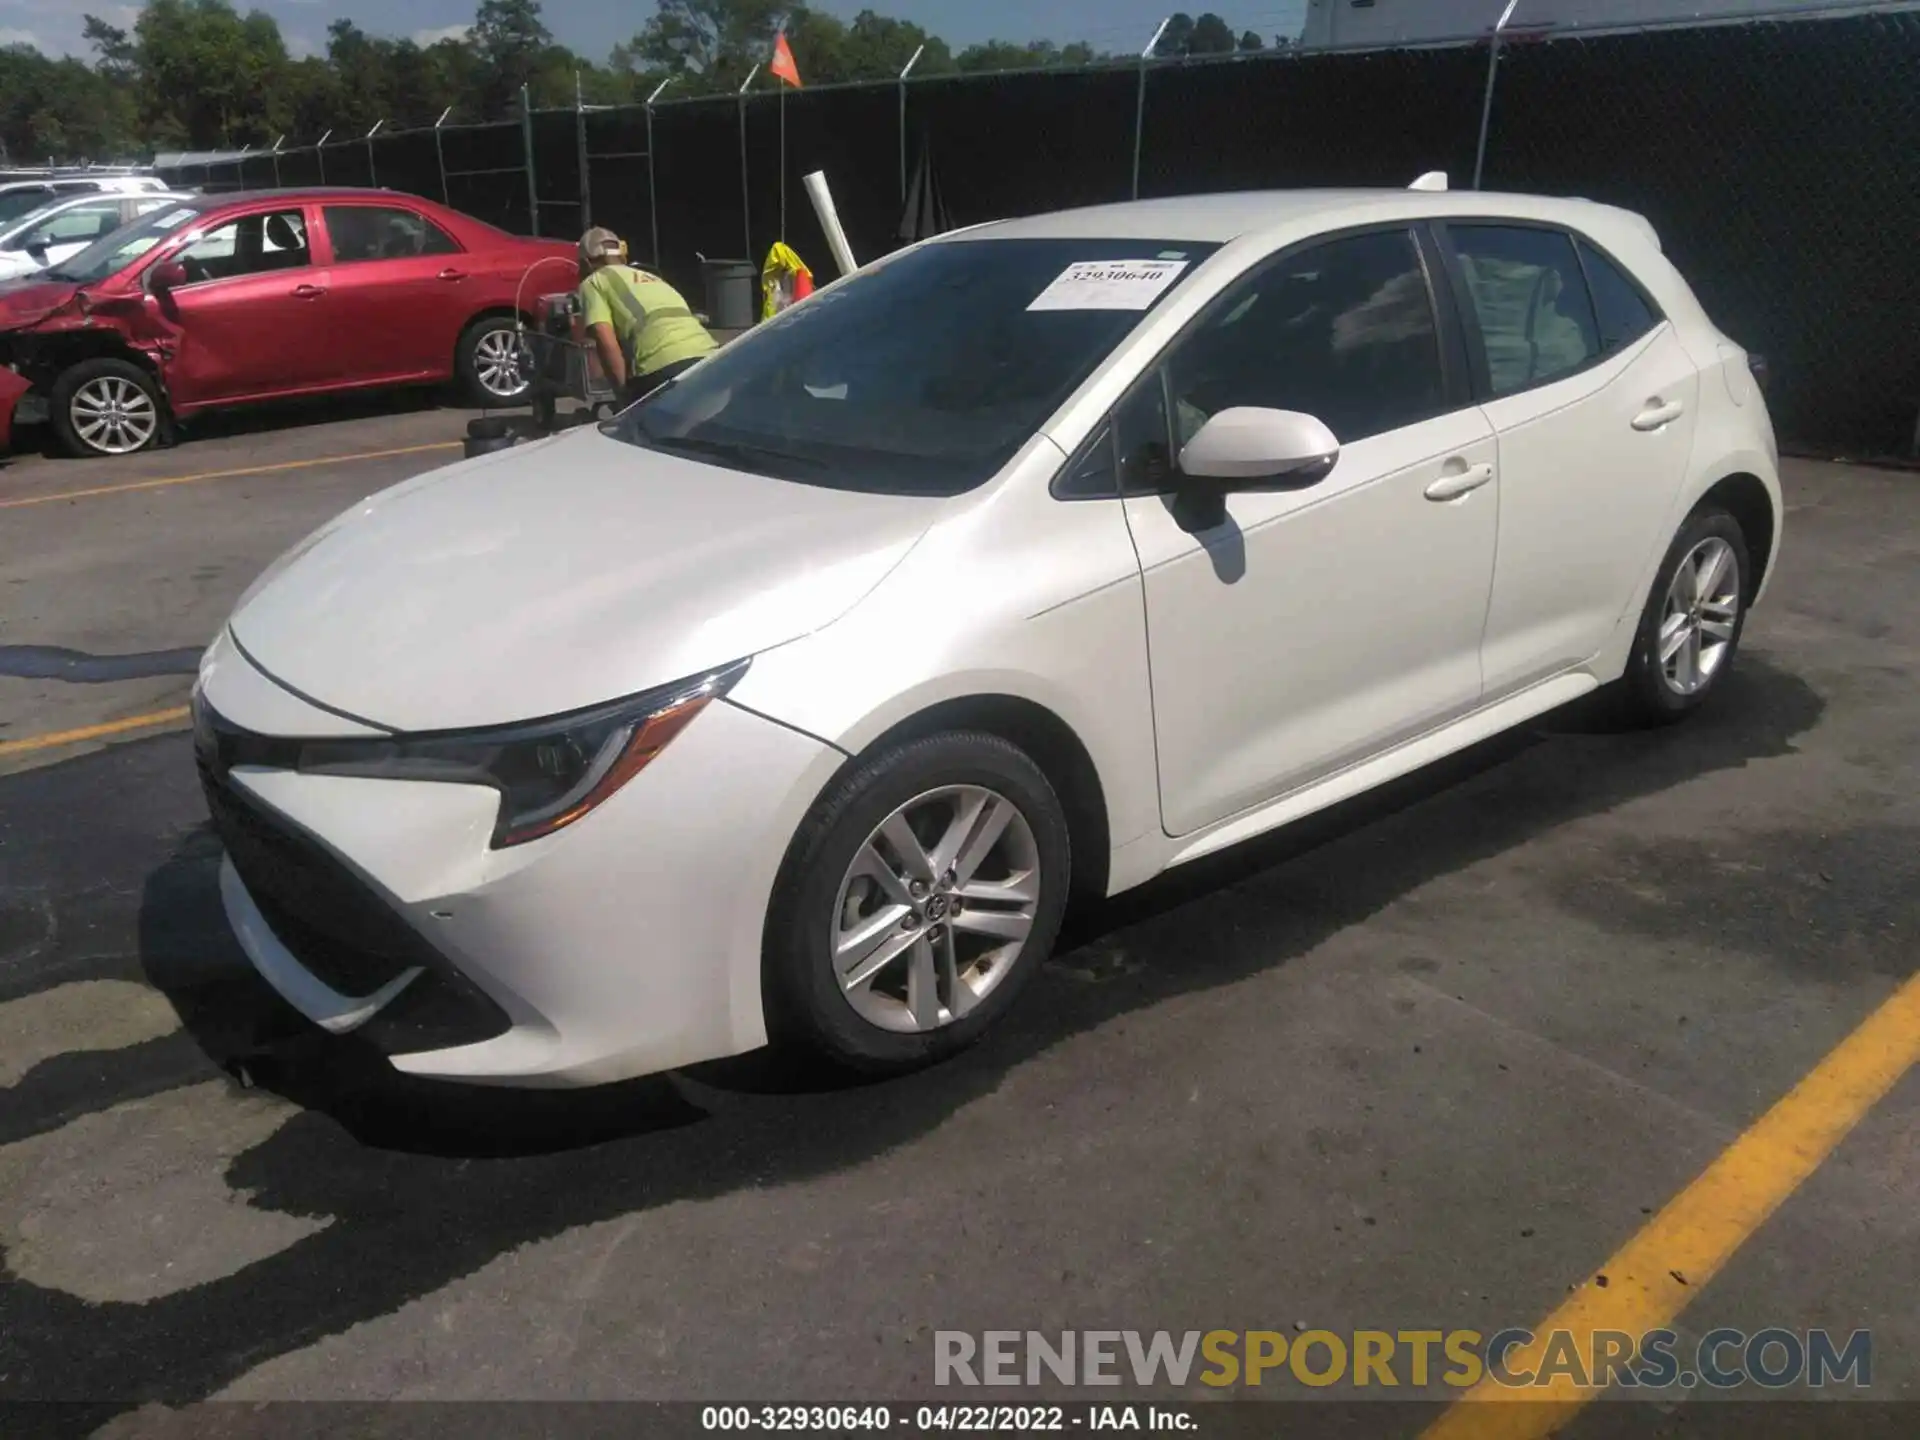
[[0, 365, 28, 452], [197, 677, 844, 1087]]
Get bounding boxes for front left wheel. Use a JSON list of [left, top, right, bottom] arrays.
[[763, 731, 1073, 1076], [52, 358, 166, 458], [456, 317, 533, 406]]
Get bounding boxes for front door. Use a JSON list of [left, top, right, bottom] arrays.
[[1120, 227, 1500, 837], [1439, 223, 1702, 698], [153, 206, 332, 406]]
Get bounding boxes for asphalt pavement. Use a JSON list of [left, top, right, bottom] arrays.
[[0, 401, 1915, 1438]]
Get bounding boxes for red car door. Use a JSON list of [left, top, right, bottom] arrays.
[[313, 202, 472, 384], [154, 204, 334, 408]]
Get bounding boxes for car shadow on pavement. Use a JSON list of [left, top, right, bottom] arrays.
[[6, 384, 518, 462], [0, 655, 1826, 1421]]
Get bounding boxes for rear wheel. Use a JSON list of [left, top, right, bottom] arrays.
[[763, 732, 1072, 1075], [1616, 505, 1751, 725], [456, 317, 533, 406], [52, 358, 165, 458]]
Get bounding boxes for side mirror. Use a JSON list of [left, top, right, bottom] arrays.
[[1178, 407, 1340, 487], [1170, 407, 1339, 531], [151, 260, 188, 292]]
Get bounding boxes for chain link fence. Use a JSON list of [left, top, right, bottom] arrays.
[[154, 4, 1920, 458]]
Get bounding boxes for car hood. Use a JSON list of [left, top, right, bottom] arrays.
[[228, 426, 938, 733], [0, 276, 79, 328]]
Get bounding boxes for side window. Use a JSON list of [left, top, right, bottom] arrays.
[[1053, 376, 1174, 499], [0, 187, 54, 226], [1164, 229, 1446, 448], [1448, 225, 1601, 396], [22, 203, 123, 250], [1056, 423, 1116, 499], [1578, 238, 1659, 354], [1115, 374, 1174, 495], [177, 210, 311, 283], [324, 205, 459, 264]]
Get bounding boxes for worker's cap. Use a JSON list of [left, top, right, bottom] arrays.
[[578, 227, 624, 264]]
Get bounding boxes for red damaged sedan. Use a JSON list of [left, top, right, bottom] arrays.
[[0, 187, 576, 457]]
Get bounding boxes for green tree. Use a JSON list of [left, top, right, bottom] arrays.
[[1238, 29, 1264, 51], [472, 0, 553, 111], [1157, 13, 1194, 56], [0, 43, 141, 162], [130, 0, 299, 147], [83, 14, 139, 78], [627, 0, 789, 93], [1189, 14, 1236, 53]]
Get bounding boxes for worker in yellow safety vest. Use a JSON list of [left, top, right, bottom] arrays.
[[577, 227, 717, 404]]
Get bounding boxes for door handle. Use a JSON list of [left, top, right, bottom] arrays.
[[1424, 462, 1495, 503], [291, 283, 326, 299], [1632, 399, 1685, 431], [437, 268, 467, 282]]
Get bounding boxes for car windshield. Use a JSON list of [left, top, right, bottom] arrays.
[[606, 237, 1218, 496], [43, 203, 204, 285]]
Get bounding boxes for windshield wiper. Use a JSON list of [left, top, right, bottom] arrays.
[[642, 431, 824, 474]]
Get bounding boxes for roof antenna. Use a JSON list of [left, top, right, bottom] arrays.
[[1409, 171, 1449, 192]]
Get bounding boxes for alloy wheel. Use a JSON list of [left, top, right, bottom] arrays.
[[830, 785, 1041, 1034], [473, 327, 531, 400], [70, 376, 157, 455], [1658, 535, 1741, 696]]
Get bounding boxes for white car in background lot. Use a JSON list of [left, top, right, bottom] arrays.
[[194, 185, 1781, 1088], [0, 174, 171, 229], [0, 189, 193, 283]]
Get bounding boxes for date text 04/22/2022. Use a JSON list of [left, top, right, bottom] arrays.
[[700, 1405, 1193, 1431]]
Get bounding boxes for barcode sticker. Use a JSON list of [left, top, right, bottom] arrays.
[[1027, 259, 1189, 312]]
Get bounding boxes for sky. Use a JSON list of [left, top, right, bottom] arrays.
[[0, 0, 1312, 62], [0, 0, 1842, 64]]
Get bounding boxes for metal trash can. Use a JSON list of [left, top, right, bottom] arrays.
[[700, 259, 758, 331]]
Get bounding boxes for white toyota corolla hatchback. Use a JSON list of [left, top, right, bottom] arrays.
[[195, 186, 1781, 1087]]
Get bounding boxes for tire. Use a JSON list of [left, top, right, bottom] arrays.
[[51, 358, 166, 459], [456, 316, 533, 406], [1615, 504, 1752, 726], [763, 731, 1073, 1076]]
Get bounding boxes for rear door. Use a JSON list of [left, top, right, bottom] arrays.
[[155, 204, 333, 406], [1438, 222, 1700, 699], [314, 202, 469, 383]]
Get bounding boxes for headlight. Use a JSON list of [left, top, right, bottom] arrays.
[[293, 659, 748, 848]]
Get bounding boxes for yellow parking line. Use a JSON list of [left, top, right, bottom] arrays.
[[1424, 967, 1920, 1439], [0, 706, 191, 758], [0, 441, 460, 510]]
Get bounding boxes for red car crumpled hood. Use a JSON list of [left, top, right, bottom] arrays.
[[0, 278, 81, 331]]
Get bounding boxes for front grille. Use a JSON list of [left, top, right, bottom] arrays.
[[198, 739, 513, 1054], [200, 767, 418, 997]]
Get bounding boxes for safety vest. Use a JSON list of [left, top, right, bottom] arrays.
[[581, 265, 717, 379]]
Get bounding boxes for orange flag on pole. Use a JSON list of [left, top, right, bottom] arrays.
[[770, 30, 802, 87]]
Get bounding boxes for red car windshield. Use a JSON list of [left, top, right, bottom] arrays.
[[42, 203, 204, 285]]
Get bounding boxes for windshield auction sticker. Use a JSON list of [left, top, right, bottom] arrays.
[[1028, 259, 1189, 312]]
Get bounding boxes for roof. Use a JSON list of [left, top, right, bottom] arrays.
[[180, 186, 402, 208], [957, 188, 1661, 253]]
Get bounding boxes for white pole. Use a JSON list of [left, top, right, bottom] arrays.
[[804, 170, 857, 277], [1133, 18, 1171, 201], [898, 43, 924, 206]]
